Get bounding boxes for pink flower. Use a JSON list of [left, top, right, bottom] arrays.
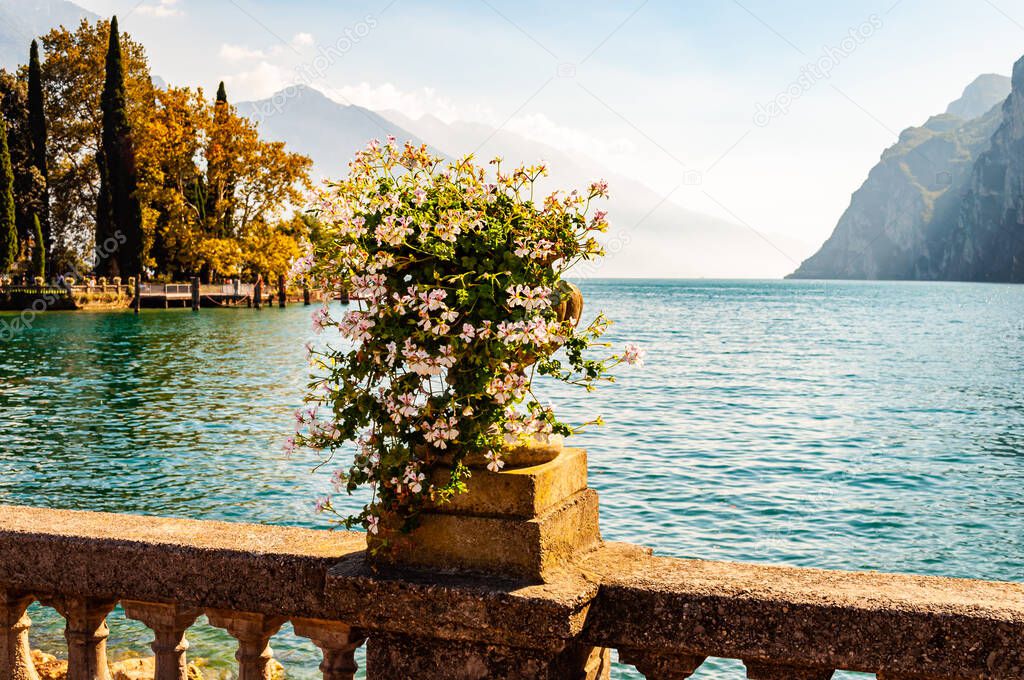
[[314, 496, 330, 514], [367, 515, 380, 535], [311, 306, 332, 334], [622, 343, 646, 367]]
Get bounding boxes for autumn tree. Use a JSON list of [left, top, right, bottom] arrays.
[[138, 86, 311, 281], [135, 85, 207, 276], [96, 16, 144, 278], [0, 116, 16, 274], [40, 18, 154, 270]]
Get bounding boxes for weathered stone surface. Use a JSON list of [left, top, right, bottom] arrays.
[[580, 544, 1024, 679], [366, 632, 608, 680], [616, 648, 705, 679], [324, 551, 600, 649], [0, 505, 364, 620], [430, 447, 589, 519], [374, 489, 601, 582]]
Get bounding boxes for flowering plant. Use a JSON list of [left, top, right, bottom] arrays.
[[290, 138, 644, 539]]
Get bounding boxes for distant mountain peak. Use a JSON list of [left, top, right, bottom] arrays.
[[945, 73, 1011, 120], [0, 0, 97, 70], [235, 88, 434, 181], [1013, 56, 1024, 92]]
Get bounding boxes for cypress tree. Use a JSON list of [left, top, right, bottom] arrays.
[[205, 81, 234, 235], [0, 117, 17, 274], [96, 16, 143, 277], [31, 214, 44, 280], [27, 40, 49, 264]]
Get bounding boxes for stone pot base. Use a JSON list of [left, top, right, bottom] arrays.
[[368, 448, 602, 583]]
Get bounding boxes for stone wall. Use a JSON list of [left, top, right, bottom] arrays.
[[0, 504, 1021, 679]]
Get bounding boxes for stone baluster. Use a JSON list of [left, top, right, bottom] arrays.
[[743, 661, 834, 679], [617, 649, 706, 679], [205, 611, 285, 680], [40, 597, 117, 680], [1, 590, 39, 680], [291, 619, 364, 680], [122, 602, 201, 680]]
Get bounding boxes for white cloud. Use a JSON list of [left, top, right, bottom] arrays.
[[136, 0, 182, 18], [222, 61, 290, 101], [320, 82, 633, 171], [503, 112, 636, 163], [323, 82, 471, 123], [291, 32, 315, 48], [219, 44, 266, 61]]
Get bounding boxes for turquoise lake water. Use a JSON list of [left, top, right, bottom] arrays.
[[1, 279, 1022, 678]]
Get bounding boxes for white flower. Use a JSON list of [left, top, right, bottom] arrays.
[[367, 515, 380, 535], [485, 451, 505, 473], [506, 284, 552, 311], [403, 465, 426, 494]]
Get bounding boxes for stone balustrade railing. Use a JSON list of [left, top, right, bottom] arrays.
[[0, 504, 1021, 679]]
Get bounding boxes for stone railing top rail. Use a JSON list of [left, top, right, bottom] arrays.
[[1, 504, 1022, 679]]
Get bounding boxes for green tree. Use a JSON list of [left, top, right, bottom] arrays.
[[27, 40, 49, 261], [96, 16, 144, 278], [0, 71, 46, 252], [0, 117, 17, 274], [31, 214, 44, 279]]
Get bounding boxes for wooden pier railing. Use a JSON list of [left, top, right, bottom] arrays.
[[0, 504, 1020, 679]]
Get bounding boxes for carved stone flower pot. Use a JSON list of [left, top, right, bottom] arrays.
[[368, 436, 602, 584]]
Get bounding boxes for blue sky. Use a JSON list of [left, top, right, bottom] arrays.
[[75, 0, 1024, 249]]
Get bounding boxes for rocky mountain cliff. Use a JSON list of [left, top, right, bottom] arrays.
[[789, 71, 1016, 281], [939, 60, 1024, 282]]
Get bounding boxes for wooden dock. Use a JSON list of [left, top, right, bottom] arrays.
[[139, 282, 256, 308]]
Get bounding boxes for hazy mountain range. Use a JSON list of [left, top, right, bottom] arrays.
[[239, 85, 809, 279], [7, 0, 1022, 281], [791, 64, 1024, 283], [0, 0, 93, 66]]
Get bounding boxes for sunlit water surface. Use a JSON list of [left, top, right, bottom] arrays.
[[1, 279, 1022, 679]]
